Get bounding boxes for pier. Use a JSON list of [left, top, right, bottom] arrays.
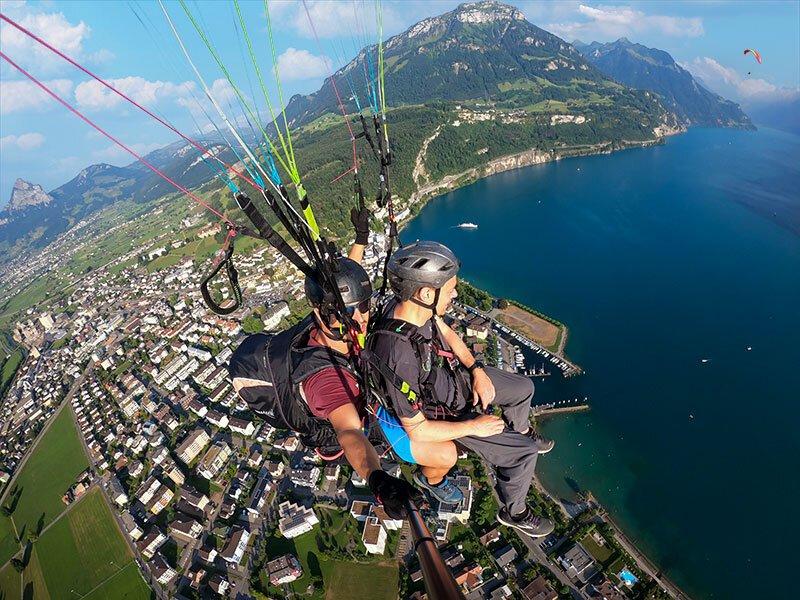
[[532, 401, 590, 418]]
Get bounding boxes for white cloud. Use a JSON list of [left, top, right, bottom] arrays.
[[91, 141, 166, 164], [74, 77, 196, 110], [0, 132, 45, 151], [0, 78, 74, 114], [544, 3, 704, 41], [282, 0, 403, 40], [276, 48, 330, 81], [175, 78, 239, 121], [685, 57, 799, 102], [0, 6, 91, 73]]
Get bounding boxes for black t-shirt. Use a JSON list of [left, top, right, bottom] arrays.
[[370, 315, 467, 419]]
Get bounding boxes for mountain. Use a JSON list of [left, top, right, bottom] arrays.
[[745, 95, 800, 135], [6, 179, 52, 212], [2, 1, 679, 257], [574, 38, 753, 129], [286, 2, 672, 131]]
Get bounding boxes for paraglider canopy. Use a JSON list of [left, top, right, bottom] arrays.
[[743, 48, 762, 64]]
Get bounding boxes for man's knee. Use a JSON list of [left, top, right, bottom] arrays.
[[493, 371, 534, 405], [412, 440, 458, 469]]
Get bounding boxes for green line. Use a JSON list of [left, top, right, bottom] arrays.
[[177, 0, 299, 185], [264, 0, 299, 182], [233, 0, 297, 182], [376, 0, 389, 144]]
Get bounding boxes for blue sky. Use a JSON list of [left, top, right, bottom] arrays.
[[1, 0, 798, 206]]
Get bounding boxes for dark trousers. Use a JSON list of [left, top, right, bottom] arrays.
[[452, 366, 538, 516]]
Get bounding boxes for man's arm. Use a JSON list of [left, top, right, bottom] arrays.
[[327, 403, 381, 480], [434, 316, 476, 367], [434, 316, 496, 409], [400, 411, 504, 443], [348, 243, 365, 264]]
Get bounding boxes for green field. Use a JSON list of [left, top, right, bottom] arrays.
[[22, 548, 49, 600], [0, 561, 21, 600], [325, 561, 398, 600], [581, 533, 617, 566], [31, 488, 150, 599], [0, 516, 18, 570], [7, 407, 89, 542], [0, 348, 25, 397]]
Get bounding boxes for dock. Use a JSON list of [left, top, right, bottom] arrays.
[[456, 301, 583, 377]]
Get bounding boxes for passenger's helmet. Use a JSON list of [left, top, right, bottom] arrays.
[[387, 241, 460, 301]]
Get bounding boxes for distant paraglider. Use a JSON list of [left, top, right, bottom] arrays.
[[743, 48, 762, 64]]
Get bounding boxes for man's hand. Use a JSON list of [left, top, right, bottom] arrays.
[[471, 368, 496, 411], [368, 470, 423, 519], [350, 206, 370, 245], [469, 414, 505, 438]]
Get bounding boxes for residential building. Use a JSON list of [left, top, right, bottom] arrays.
[[521, 576, 558, 600], [493, 544, 518, 570], [229, 416, 255, 436], [370, 504, 403, 530], [558, 543, 599, 584], [136, 527, 167, 559], [278, 501, 319, 538], [169, 516, 203, 542], [175, 428, 210, 464], [362, 516, 387, 555], [220, 527, 250, 565], [290, 465, 320, 488], [350, 500, 372, 522], [267, 554, 303, 586], [208, 573, 229, 596], [107, 476, 128, 507], [197, 440, 232, 480], [149, 553, 177, 586]]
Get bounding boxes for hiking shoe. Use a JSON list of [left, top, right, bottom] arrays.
[[524, 428, 555, 454], [497, 507, 555, 538], [412, 471, 464, 504]]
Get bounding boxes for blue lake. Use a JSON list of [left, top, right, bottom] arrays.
[[402, 127, 800, 599]]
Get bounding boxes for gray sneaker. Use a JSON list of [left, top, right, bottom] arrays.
[[497, 507, 555, 538], [412, 471, 464, 504], [526, 429, 555, 454]]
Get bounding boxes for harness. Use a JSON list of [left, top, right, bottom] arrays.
[[364, 317, 469, 421]]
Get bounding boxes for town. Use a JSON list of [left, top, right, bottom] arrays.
[[0, 210, 676, 600]]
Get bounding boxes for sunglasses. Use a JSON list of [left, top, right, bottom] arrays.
[[344, 298, 371, 317]]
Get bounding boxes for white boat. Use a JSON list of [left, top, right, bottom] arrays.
[[700, 358, 710, 364], [456, 222, 478, 229]]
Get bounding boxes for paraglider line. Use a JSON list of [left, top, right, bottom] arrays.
[[0, 50, 233, 226]]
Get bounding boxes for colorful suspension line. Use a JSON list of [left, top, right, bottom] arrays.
[[176, 0, 300, 190], [0, 11, 263, 196], [158, 1, 317, 244]]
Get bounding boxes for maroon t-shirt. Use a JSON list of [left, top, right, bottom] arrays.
[[302, 334, 365, 420]]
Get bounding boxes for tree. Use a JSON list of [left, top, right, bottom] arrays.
[[497, 298, 509, 309], [11, 558, 24, 573], [242, 315, 264, 334]]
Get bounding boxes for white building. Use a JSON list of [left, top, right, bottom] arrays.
[[278, 501, 319, 539], [362, 516, 387, 555]]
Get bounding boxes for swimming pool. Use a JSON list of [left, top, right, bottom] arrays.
[[618, 568, 639, 587]]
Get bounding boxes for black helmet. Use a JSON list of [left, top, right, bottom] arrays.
[[387, 241, 460, 301], [304, 257, 372, 310]]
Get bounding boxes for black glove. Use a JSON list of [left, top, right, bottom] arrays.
[[350, 206, 370, 245], [368, 470, 423, 519]]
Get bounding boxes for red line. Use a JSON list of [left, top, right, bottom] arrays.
[[0, 51, 233, 226], [331, 166, 356, 184], [0, 11, 263, 193]]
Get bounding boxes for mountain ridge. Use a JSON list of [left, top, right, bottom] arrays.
[[2, 0, 679, 257], [574, 37, 753, 129]]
